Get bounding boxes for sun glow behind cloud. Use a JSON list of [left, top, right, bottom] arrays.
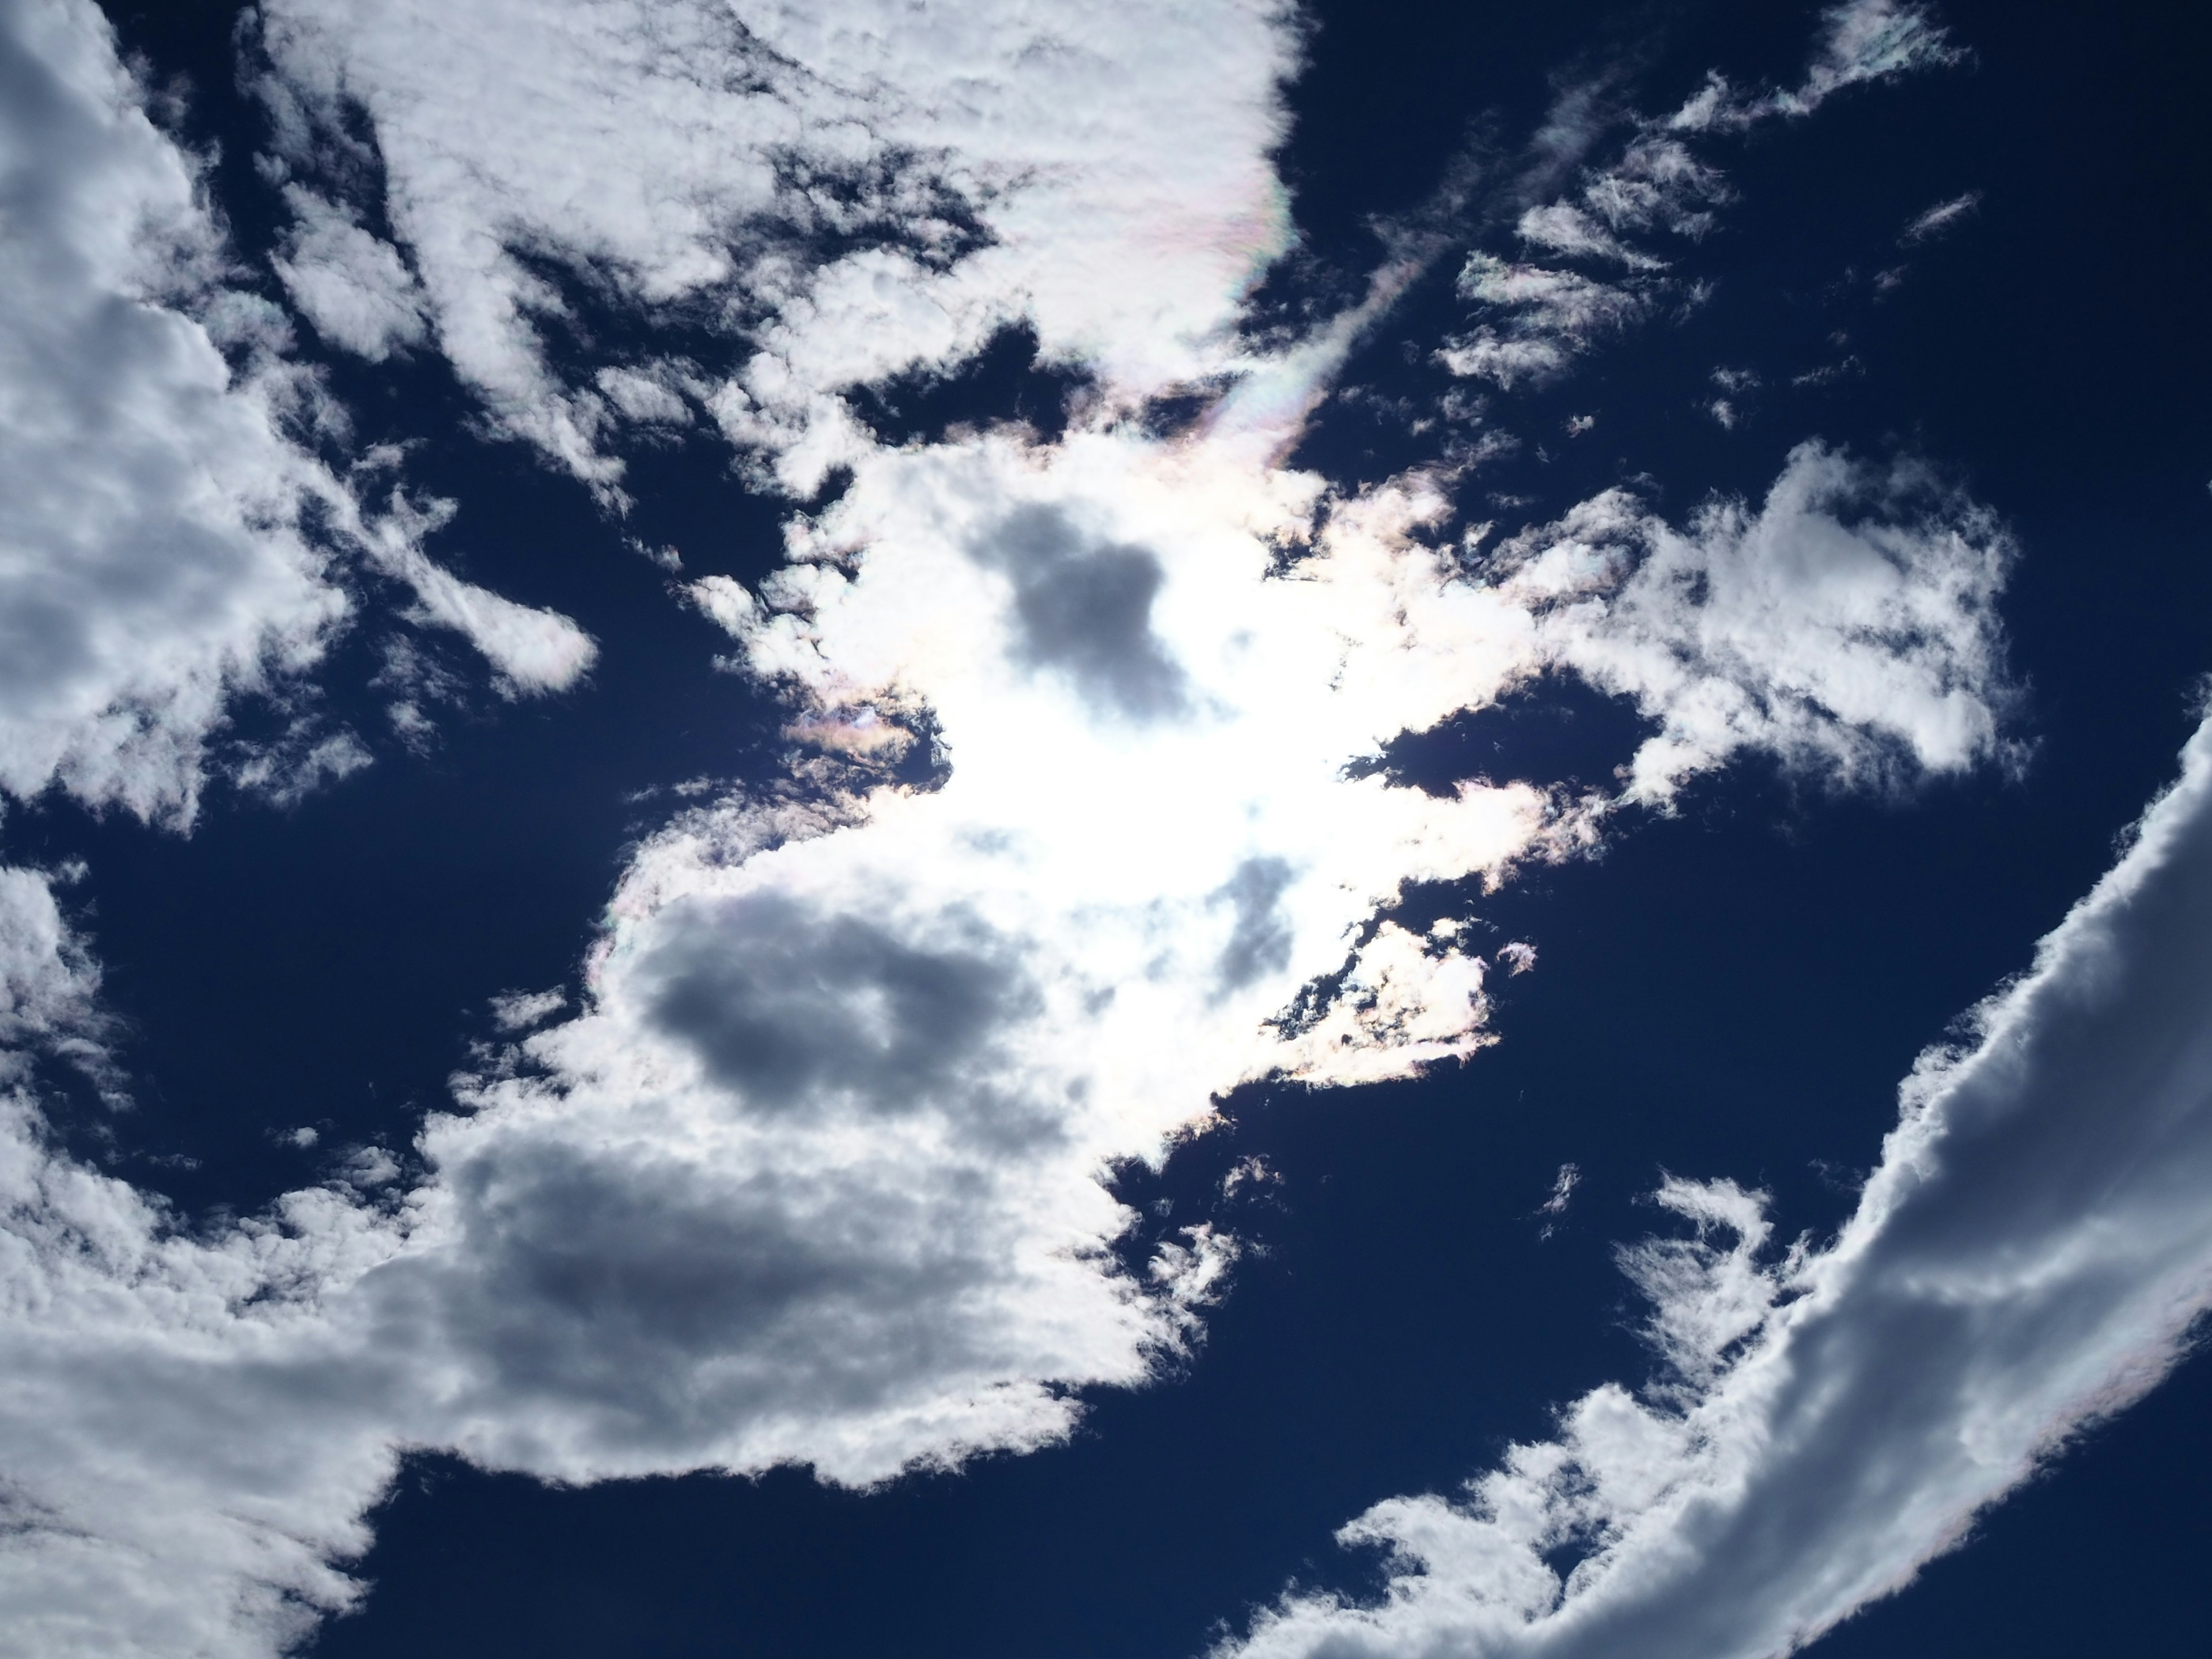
[[0, 4, 2166, 1658]]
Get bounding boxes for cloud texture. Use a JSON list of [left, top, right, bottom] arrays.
[[0, 0, 594, 830], [1221, 714, 2212, 1659], [0, 3, 2095, 1657], [1444, 0, 1958, 393], [253, 0, 1299, 494]]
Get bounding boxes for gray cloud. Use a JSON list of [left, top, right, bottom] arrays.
[[639, 889, 1055, 1150], [1214, 857, 1296, 993], [974, 505, 1190, 721]]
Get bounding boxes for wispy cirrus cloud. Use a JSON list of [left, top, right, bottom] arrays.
[[1443, 1, 1959, 394], [1902, 189, 1984, 244]]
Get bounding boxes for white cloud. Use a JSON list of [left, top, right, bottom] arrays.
[[0, 866, 112, 1093], [0, 3, 2033, 1653], [0, 1091, 411, 1659], [1902, 189, 1983, 244], [1579, 135, 1730, 238], [1446, 3, 1957, 394], [488, 987, 567, 1032], [1219, 707, 2212, 1659], [0, 0, 593, 829], [359, 510, 599, 698], [1441, 255, 1652, 389], [1670, 0, 1963, 132], [1514, 203, 1663, 270], [230, 724, 374, 808], [0, 408, 2019, 1652], [1536, 1162, 1577, 1216], [1460, 256, 1648, 333], [253, 0, 1302, 494], [271, 184, 429, 360], [0, 0, 351, 824], [1491, 441, 2018, 804]]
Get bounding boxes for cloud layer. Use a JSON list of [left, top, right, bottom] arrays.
[[0, 411, 2024, 1659], [0, 4, 2088, 1658]]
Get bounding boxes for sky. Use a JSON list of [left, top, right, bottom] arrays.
[[1, 0, 2210, 1655]]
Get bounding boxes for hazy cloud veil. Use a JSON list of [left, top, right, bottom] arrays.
[[0, 2, 2203, 1657]]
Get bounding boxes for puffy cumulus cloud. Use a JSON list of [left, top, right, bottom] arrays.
[[0, 1101, 408, 1659], [0, 0, 593, 828], [1488, 441, 2017, 803], [0, 859, 404, 1657], [252, 0, 1298, 494], [1218, 709, 2212, 1659], [0, 0, 347, 824]]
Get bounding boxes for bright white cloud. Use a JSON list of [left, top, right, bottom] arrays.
[[1442, 255, 1649, 388], [1671, 0, 1963, 132], [1514, 203, 1664, 270], [487, 986, 567, 1032], [0, 402, 2025, 1655], [271, 184, 430, 361], [0, 0, 594, 830], [253, 0, 1300, 494], [1493, 441, 2017, 803], [1220, 707, 2212, 1659], [0, 0, 350, 824]]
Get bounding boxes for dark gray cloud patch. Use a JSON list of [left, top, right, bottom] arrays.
[[1213, 857, 1295, 993], [414, 1142, 1013, 1446], [641, 891, 1041, 1122], [972, 505, 1190, 721]]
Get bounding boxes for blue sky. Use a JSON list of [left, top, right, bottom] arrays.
[[2, 1, 2210, 1654]]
